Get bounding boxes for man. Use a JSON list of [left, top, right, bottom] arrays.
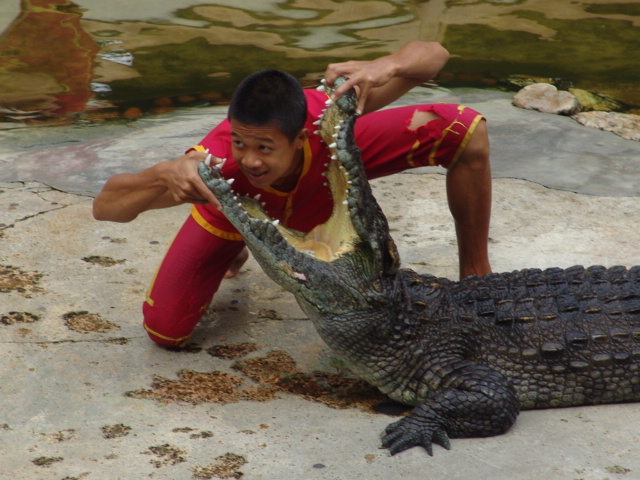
[[93, 41, 492, 347]]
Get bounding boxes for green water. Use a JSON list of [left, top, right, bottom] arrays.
[[445, 10, 640, 103], [0, 0, 638, 125]]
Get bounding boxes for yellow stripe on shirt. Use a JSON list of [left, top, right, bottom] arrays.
[[191, 205, 243, 241]]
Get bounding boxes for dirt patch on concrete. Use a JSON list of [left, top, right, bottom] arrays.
[[32, 456, 64, 468], [143, 443, 187, 468], [256, 309, 282, 320], [41, 429, 77, 443], [81, 255, 125, 267], [128, 345, 390, 414], [102, 236, 127, 244], [191, 453, 247, 479], [127, 370, 248, 405], [63, 311, 120, 333], [233, 350, 389, 413], [207, 343, 261, 359], [172, 427, 214, 439], [101, 424, 132, 439], [1, 311, 40, 325], [0, 264, 43, 295]]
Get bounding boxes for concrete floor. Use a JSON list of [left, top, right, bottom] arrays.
[[1, 89, 639, 479]]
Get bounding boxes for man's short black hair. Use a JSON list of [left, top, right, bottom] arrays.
[[228, 70, 308, 142]]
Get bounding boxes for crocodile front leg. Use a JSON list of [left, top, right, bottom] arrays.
[[382, 363, 520, 455]]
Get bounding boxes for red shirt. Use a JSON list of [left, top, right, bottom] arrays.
[[191, 90, 483, 240]]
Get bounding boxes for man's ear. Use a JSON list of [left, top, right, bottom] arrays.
[[295, 128, 309, 147]]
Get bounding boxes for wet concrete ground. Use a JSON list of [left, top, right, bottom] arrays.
[[1, 89, 639, 479]]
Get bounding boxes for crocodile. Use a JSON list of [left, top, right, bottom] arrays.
[[198, 77, 640, 456]]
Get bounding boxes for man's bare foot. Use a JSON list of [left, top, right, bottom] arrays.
[[224, 247, 249, 279]]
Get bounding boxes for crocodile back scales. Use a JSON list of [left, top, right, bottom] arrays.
[[401, 264, 640, 409]]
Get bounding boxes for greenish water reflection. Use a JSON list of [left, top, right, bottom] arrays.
[[445, 13, 640, 99], [586, 2, 640, 16], [0, 0, 638, 126], [106, 38, 338, 103]]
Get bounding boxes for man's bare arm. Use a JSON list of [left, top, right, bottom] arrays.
[[324, 41, 450, 115], [93, 151, 223, 223]]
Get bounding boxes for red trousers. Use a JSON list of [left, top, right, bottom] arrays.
[[143, 103, 483, 346], [143, 214, 244, 346]]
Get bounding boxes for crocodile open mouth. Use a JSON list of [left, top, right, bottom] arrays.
[[230, 156, 359, 263], [198, 76, 398, 306], [198, 77, 362, 265]]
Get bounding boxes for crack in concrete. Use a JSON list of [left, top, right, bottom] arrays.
[[2, 205, 69, 229], [0, 337, 134, 346], [1, 181, 92, 230]]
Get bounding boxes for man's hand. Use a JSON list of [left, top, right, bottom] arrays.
[[323, 41, 450, 116], [324, 58, 396, 116], [161, 150, 225, 210]]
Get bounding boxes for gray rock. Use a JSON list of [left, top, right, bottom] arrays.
[[512, 83, 581, 116], [572, 111, 640, 142]]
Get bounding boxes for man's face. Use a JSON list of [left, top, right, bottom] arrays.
[[230, 119, 308, 191]]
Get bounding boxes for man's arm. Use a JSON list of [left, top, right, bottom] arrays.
[[93, 150, 223, 223], [326, 41, 492, 279], [324, 41, 449, 115]]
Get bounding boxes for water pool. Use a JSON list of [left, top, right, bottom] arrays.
[[1, 0, 638, 126]]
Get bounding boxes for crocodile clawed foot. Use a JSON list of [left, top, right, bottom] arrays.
[[381, 407, 451, 456]]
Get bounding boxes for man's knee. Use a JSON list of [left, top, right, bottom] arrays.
[[462, 119, 490, 165], [142, 301, 198, 347]]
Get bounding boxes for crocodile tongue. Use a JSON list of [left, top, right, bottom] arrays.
[[198, 77, 400, 312]]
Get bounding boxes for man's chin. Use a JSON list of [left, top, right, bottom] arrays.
[[244, 172, 270, 188]]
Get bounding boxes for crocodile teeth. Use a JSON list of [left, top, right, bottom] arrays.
[[321, 78, 327, 85], [316, 85, 326, 92], [204, 153, 212, 166], [329, 142, 337, 149], [226, 178, 235, 185], [313, 119, 321, 126], [254, 193, 261, 201], [272, 219, 280, 226], [292, 270, 307, 282], [325, 98, 334, 106]]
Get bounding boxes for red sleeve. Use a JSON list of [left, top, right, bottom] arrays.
[[188, 118, 232, 159]]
